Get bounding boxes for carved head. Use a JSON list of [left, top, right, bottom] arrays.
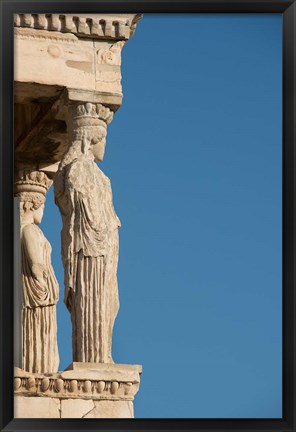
[[17, 192, 45, 224], [90, 125, 107, 162], [67, 103, 113, 163], [32, 202, 45, 224]]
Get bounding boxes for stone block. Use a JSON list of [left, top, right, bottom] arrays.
[[62, 362, 142, 383], [14, 28, 96, 90], [61, 398, 95, 418], [14, 27, 128, 95], [14, 396, 60, 418], [83, 400, 134, 418]]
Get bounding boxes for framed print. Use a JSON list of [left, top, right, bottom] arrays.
[[0, 1, 295, 431]]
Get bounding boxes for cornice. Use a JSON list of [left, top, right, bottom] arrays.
[[14, 13, 143, 41]]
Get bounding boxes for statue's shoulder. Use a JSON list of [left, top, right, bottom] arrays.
[[64, 157, 101, 196], [67, 157, 96, 181], [22, 223, 38, 234], [21, 223, 42, 242], [96, 166, 111, 185]]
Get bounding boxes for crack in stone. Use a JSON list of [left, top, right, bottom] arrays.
[[81, 402, 96, 418]]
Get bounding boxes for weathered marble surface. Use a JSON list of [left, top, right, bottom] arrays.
[[14, 397, 135, 418], [14, 14, 142, 170], [15, 396, 60, 418], [14, 363, 142, 418], [14, 14, 142, 40], [14, 13, 143, 419], [54, 102, 120, 363], [83, 400, 134, 418], [60, 399, 94, 418], [15, 170, 59, 373], [14, 14, 142, 96]]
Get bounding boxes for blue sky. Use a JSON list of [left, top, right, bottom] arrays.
[[41, 14, 282, 418]]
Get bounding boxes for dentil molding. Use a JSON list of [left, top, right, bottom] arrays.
[[14, 14, 143, 40]]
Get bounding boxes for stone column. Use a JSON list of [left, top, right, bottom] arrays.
[[54, 100, 118, 364], [14, 169, 60, 374]]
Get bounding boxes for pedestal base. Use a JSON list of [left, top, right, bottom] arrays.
[[14, 363, 142, 418]]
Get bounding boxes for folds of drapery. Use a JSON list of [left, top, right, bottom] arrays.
[[55, 156, 120, 362], [21, 224, 59, 373]]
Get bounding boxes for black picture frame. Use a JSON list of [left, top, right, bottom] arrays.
[[1, 1, 295, 431]]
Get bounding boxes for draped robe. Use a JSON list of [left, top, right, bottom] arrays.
[[54, 155, 120, 363], [21, 223, 59, 373]]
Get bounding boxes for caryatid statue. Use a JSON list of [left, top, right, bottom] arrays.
[[54, 102, 120, 363], [15, 170, 59, 373]]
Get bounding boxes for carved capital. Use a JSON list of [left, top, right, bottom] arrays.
[[14, 169, 52, 195], [72, 102, 113, 125], [66, 102, 113, 144], [14, 170, 52, 213]]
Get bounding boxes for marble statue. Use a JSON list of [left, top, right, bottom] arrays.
[[15, 170, 59, 373], [54, 102, 120, 363]]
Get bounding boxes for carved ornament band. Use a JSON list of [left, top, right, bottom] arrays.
[[14, 374, 140, 401], [14, 14, 143, 41]]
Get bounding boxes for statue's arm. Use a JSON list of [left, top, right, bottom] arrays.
[[54, 169, 69, 217], [22, 225, 47, 285]]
